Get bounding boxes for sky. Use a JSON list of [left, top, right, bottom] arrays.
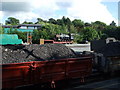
[[0, 0, 119, 25]]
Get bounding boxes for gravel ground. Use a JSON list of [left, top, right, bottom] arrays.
[[1, 44, 77, 64]]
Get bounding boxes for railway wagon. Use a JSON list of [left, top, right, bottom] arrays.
[[1, 56, 92, 89], [106, 55, 120, 74]]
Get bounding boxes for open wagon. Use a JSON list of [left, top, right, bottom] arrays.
[[1, 56, 92, 89]]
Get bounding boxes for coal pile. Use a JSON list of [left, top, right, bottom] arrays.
[[97, 42, 120, 57], [1, 44, 77, 64]]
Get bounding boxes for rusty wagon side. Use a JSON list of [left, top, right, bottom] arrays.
[[1, 56, 92, 89]]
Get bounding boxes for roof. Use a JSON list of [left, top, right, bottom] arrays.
[[2, 25, 19, 28], [18, 24, 42, 27], [2, 24, 42, 28]]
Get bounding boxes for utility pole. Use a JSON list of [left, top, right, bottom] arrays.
[[27, 32, 28, 44], [27, 32, 32, 44]]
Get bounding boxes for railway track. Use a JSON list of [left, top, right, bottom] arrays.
[[62, 71, 120, 90], [13, 71, 119, 90]]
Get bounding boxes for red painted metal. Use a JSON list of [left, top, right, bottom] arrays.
[[53, 41, 73, 44], [44, 40, 73, 44], [2, 62, 33, 89], [1, 56, 92, 89]]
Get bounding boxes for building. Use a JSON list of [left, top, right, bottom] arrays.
[[2, 24, 42, 44], [2, 24, 42, 30], [91, 38, 118, 52], [18, 24, 42, 30]]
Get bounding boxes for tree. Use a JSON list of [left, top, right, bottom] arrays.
[[22, 21, 33, 24], [32, 29, 41, 43], [91, 21, 107, 39], [62, 16, 66, 25], [66, 18, 72, 33], [35, 18, 44, 24], [0, 27, 4, 34], [6, 28, 27, 42], [56, 19, 64, 25], [72, 19, 84, 32], [91, 21, 107, 30], [68, 24, 77, 33], [73, 34, 84, 43], [81, 27, 99, 41], [110, 21, 116, 26], [37, 18, 43, 22], [5, 17, 20, 25], [103, 25, 117, 39], [48, 18, 57, 24], [84, 22, 91, 27], [116, 26, 120, 40]]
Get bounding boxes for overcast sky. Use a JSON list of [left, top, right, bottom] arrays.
[[0, 0, 119, 25]]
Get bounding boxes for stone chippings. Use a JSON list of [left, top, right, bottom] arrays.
[[1, 44, 77, 64]]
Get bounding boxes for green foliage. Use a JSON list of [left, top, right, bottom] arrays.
[[84, 22, 91, 27], [6, 28, 27, 42], [68, 24, 77, 33], [48, 18, 57, 24], [100, 33, 108, 39], [0, 27, 4, 34], [22, 21, 33, 24], [72, 19, 84, 32], [6, 27, 15, 34], [56, 19, 64, 25], [73, 34, 84, 43], [81, 27, 99, 41], [5, 17, 20, 25], [3, 16, 120, 44], [32, 29, 40, 43], [116, 26, 120, 40], [72, 19, 84, 28], [110, 21, 116, 26], [103, 25, 118, 39]]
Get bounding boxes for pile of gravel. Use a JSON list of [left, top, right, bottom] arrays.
[[1, 44, 77, 64], [96, 42, 120, 57]]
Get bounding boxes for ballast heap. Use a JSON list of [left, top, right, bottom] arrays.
[[2, 44, 77, 64], [92, 42, 120, 73]]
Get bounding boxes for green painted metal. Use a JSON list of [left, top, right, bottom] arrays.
[[0, 34, 23, 45]]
